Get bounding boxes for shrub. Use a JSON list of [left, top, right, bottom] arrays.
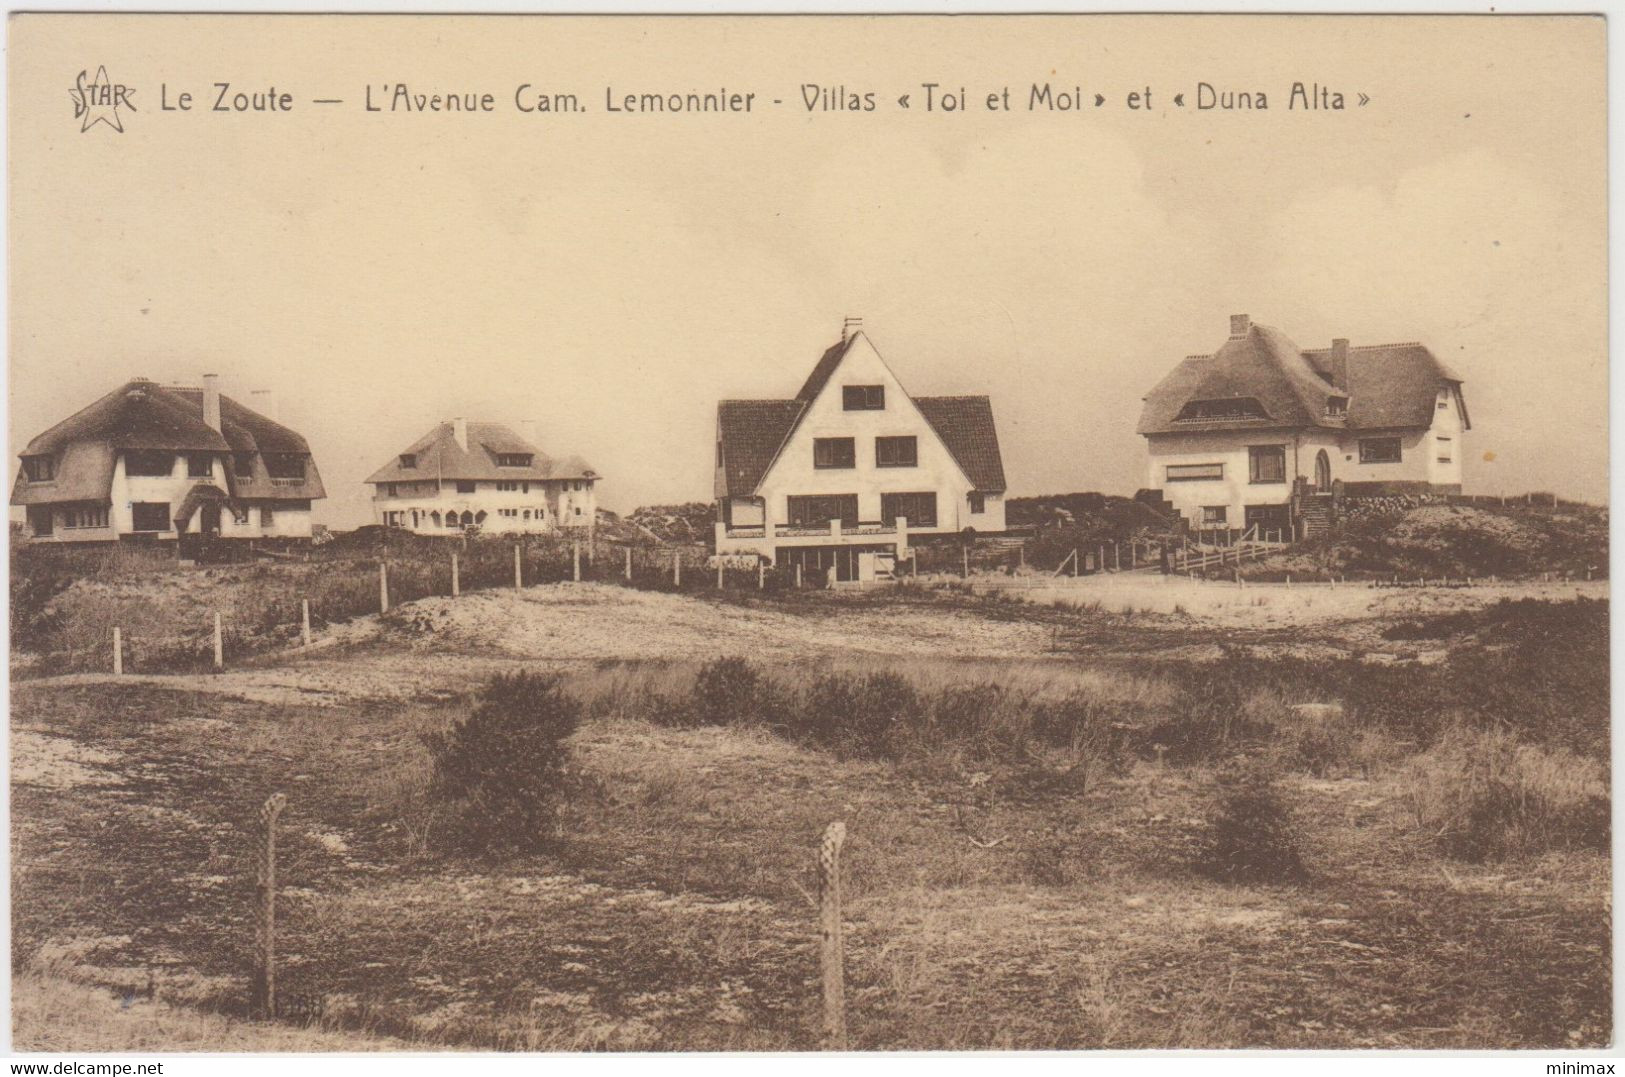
[[1400, 728, 1609, 862], [1030, 691, 1126, 791], [789, 671, 925, 760], [423, 671, 582, 856], [1197, 764, 1307, 884], [690, 657, 763, 727]]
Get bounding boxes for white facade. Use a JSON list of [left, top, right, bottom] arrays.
[[374, 477, 596, 535], [26, 450, 313, 542], [1146, 387, 1464, 531], [716, 332, 1005, 578]]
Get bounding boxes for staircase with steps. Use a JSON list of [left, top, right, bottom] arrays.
[[1301, 495, 1335, 538]]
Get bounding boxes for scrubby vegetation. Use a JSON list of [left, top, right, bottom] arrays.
[[423, 671, 582, 856], [591, 596, 1608, 865], [1242, 502, 1608, 582], [11, 581, 1610, 1049], [1197, 764, 1307, 884]]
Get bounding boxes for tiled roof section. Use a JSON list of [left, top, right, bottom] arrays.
[[914, 395, 1007, 493], [363, 422, 598, 485], [1140, 322, 1465, 435], [11, 380, 325, 506], [715, 399, 805, 498], [1302, 343, 1469, 431], [794, 338, 854, 403]]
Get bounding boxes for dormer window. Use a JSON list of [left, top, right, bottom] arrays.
[[1174, 397, 1269, 422], [1325, 397, 1348, 418], [265, 453, 307, 481], [399, 454, 417, 469], [21, 455, 55, 482], [842, 385, 885, 411], [496, 453, 533, 468], [234, 452, 256, 478]]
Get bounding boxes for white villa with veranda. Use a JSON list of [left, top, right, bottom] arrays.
[[365, 418, 598, 536], [1138, 314, 1469, 539], [714, 319, 1008, 582], [10, 374, 325, 547]]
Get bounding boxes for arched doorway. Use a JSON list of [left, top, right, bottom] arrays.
[[1315, 449, 1331, 491]]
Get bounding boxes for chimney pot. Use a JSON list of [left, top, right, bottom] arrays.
[[202, 373, 222, 432], [452, 417, 469, 451], [1229, 314, 1251, 339], [842, 316, 863, 344], [249, 388, 279, 423]]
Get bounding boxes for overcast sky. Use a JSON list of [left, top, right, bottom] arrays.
[[9, 14, 1606, 527]]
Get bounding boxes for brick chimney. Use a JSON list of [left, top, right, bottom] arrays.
[[842, 316, 863, 344], [452, 417, 469, 451], [1327, 338, 1350, 390], [250, 388, 279, 422], [1229, 313, 1251, 339], [202, 373, 221, 432]]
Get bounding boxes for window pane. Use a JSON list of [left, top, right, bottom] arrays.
[[842, 385, 884, 410], [1166, 463, 1224, 482], [1248, 446, 1286, 483], [876, 436, 917, 467], [1359, 438, 1403, 464], [813, 438, 856, 469]]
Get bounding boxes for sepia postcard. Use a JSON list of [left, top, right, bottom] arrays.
[[4, 9, 1612, 1063]]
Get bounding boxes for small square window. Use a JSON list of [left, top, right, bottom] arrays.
[[842, 385, 885, 410], [1248, 446, 1287, 484], [399, 454, 417, 469], [1202, 506, 1228, 526], [188, 454, 213, 479], [455, 480, 477, 494], [813, 438, 856, 469], [260, 506, 275, 527], [969, 492, 985, 514], [875, 436, 918, 468]]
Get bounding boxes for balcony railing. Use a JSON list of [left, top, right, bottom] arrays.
[[722, 519, 911, 540]]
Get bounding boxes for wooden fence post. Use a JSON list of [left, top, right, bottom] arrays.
[[112, 627, 123, 675], [718, 560, 725, 589], [796, 563, 803, 588], [962, 546, 969, 579], [573, 541, 581, 583], [673, 550, 681, 586], [213, 613, 224, 670], [451, 553, 460, 597], [514, 545, 523, 590], [379, 563, 389, 614], [759, 560, 765, 589], [625, 546, 633, 581], [819, 821, 848, 1051], [250, 792, 287, 1020], [1072, 548, 1079, 578], [300, 600, 311, 647], [1098, 545, 1106, 575]]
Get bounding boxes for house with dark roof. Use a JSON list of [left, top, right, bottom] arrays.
[[10, 375, 326, 546], [364, 419, 598, 536], [714, 319, 1007, 582], [1138, 314, 1469, 537]]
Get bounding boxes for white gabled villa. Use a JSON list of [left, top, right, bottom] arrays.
[[365, 419, 598, 536], [714, 319, 1008, 582]]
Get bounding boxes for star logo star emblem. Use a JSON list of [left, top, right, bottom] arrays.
[[70, 66, 136, 133]]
